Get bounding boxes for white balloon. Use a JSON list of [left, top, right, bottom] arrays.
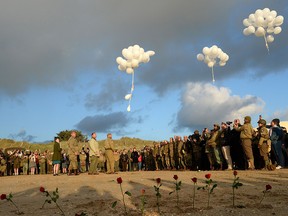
[[127, 104, 131, 112], [207, 61, 214, 68], [270, 10, 277, 18], [202, 47, 210, 55], [266, 15, 273, 23], [126, 67, 134, 74], [243, 18, 251, 27], [255, 9, 263, 18], [116, 57, 123, 65], [248, 14, 256, 22], [197, 54, 204, 61], [139, 48, 145, 54], [131, 59, 139, 68], [126, 51, 133, 60], [133, 50, 140, 59], [255, 27, 265, 37], [219, 61, 226, 67], [267, 27, 274, 34], [118, 65, 126, 71], [243, 28, 250, 36], [262, 8, 271, 17], [125, 94, 132, 100], [122, 49, 129, 59], [247, 26, 255, 34], [211, 46, 219, 56], [126, 61, 132, 68], [274, 26, 282, 34], [274, 15, 284, 26], [142, 53, 150, 63], [266, 35, 274, 43], [256, 16, 265, 26], [146, 50, 155, 56], [133, 44, 140, 51]]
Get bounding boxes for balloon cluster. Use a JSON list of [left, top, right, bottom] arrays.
[[243, 8, 284, 52], [197, 45, 229, 82], [116, 45, 155, 112]]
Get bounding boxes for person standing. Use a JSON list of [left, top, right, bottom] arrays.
[[67, 131, 80, 175], [257, 119, 270, 169], [219, 122, 233, 170], [131, 148, 139, 171], [270, 118, 285, 169], [104, 133, 115, 174], [52, 137, 62, 176], [88, 132, 100, 175], [234, 116, 255, 170]]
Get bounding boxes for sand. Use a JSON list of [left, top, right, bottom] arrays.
[[1, 169, 288, 216]]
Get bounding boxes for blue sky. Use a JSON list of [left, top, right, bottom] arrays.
[[0, 0, 287, 142]]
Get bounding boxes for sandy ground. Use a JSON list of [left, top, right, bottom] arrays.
[[0, 170, 288, 216]]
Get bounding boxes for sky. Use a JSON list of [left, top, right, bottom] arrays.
[[0, 0, 287, 143]]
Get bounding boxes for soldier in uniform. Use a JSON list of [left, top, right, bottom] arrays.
[[88, 132, 100, 175], [114, 150, 120, 172], [234, 116, 255, 170], [0, 156, 6, 176], [104, 133, 115, 174], [21, 154, 29, 175], [79, 149, 87, 172], [67, 131, 80, 175], [168, 137, 176, 170], [257, 119, 270, 169], [162, 140, 169, 169], [39, 153, 47, 174], [206, 124, 222, 170], [176, 136, 186, 170], [152, 142, 160, 170]]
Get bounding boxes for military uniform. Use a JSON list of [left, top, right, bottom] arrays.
[[168, 139, 176, 169], [39, 154, 47, 174], [234, 116, 255, 169], [104, 136, 115, 174], [79, 151, 86, 172], [257, 119, 270, 169], [88, 137, 100, 175], [177, 138, 186, 170], [0, 158, 6, 176], [206, 125, 222, 170], [67, 135, 79, 175], [21, 156, 29, 175], [162, 141, 170, 169]]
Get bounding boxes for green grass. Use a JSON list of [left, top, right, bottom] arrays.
[[0, 137, 155, 153]]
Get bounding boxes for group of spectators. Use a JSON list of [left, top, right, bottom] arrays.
[[0, 116, 287, 177]]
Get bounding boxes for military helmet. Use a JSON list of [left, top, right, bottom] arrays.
[[257, 119, 266, 125]]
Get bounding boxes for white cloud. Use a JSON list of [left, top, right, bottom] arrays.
[[176, 82, 265, 129]]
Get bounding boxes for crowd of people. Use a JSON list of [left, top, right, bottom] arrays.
[[0, 116, 287, 177]]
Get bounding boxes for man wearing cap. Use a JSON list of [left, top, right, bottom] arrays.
[[67, 131, 80, 175], [206, 124, 222, 170], [233, 116, 255, 170], [104, 133, 115, 174], [257, 119, 270, 169]]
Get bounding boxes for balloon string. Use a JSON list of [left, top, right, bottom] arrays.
[[211, 66, 215, 83], [128, 72, 134, 108], [263, 35, 270, 54]]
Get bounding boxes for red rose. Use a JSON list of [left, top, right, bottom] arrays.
[[117, 177, 123, 184], [156, 178, 161, 184], [205, 174, 211, 179], [0, 194, 7, 200], [141, 189, 145, 195], [266, 184, 272, 191], [39, 187, 45, 193], [173, 175, 178, 180], [233, 170, 238, 176], [191, 177, 197, 183]]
